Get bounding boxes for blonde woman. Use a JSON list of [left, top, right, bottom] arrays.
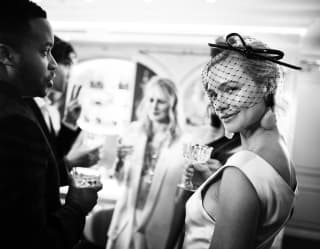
[[181, 33, 299, 249], [106, 76, 185, 249]]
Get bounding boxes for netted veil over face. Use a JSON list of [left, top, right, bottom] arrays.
[[202, 34, 279, 112], [201, 33, 301, 113]]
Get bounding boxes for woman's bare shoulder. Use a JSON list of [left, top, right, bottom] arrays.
[[256, 137, 292, 186]]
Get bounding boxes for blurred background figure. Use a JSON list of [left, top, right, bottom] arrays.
[[105, 76, 185, 249], [50, 36, 100, 171], [48, 35, 77, 125]]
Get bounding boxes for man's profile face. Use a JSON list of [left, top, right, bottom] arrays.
[[15, 18, 57, 97]]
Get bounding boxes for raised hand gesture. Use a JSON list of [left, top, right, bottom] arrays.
[[63, 85, 82, 129]]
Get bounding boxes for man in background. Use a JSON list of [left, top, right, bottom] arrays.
[[0, 1, 101, 248], [48, 35, 78, 125]]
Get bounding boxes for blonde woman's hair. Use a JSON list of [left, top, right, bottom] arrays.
[[136, 76, 181, 142]]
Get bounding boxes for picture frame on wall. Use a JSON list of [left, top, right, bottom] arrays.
[[131, 62, 156, 121]]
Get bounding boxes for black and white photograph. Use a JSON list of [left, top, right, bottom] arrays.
[[0, 1, 320, 249]]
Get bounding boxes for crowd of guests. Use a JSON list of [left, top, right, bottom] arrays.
[[0, 1, 300, 249]]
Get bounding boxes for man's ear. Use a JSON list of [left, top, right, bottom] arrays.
[[0, 44, 15, 67]]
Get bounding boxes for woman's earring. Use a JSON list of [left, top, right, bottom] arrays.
[[225, 130, 234, 139], [261, 109, 277, 130]]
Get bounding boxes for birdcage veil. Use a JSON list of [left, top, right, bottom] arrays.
[[201, 33, 300, 139], [201, 33, 300, 110]]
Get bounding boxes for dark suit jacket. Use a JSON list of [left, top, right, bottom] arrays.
[[0, 82, 85, 249], [26, 98, 80, 186]]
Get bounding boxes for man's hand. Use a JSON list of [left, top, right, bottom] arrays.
[[65, 175, 102, 215], [66, 146, 101, 168], [63, 85, 82, 129]]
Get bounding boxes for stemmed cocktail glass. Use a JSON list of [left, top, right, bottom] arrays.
[[178, 143, 213, 191]]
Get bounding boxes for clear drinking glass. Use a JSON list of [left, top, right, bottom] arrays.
[[71, 167, 102, 188], [178, 143, 213, 191]]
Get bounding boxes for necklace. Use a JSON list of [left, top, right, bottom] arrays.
[[142, 133, 168, 183]]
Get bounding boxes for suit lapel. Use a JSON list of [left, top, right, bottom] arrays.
[[27, 99, 57, 142], [24, 98, 60, 172]]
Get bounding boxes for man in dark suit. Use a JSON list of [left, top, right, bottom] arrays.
[[0, 1, 102, 248]]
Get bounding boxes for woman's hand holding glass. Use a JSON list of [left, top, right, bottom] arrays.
[[178, 144, 213, 191], [185, 158, 222, 190]]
